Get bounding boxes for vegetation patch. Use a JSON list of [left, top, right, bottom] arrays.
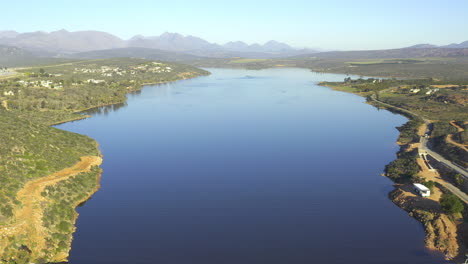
[[385, 148, 420, 182], [40, 166, 102, 261], [0, 58, 209, 262]]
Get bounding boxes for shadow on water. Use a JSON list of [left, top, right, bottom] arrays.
[[81, 102, 128, 117]]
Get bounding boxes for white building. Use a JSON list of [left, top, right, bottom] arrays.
[[413, 183, 431, 197], [87, 79, 105, 84], [40, 80, 53, 88]]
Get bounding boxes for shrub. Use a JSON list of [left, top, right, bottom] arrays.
[[440, 193, 464, 214]]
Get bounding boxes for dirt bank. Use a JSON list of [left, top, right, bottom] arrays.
[[390, 187, 459, 259]]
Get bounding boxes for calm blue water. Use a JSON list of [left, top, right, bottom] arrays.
[[56, 68, 446, 264]]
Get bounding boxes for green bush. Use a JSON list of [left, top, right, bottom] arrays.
[[440, 193, 464, 214], [385, 149, 420, 182]]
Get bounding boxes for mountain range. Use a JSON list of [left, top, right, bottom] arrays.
[[0, 44, 69, 67], [0, 30, 313, 58], [406, 41, 468, 49], [305, 47, 468, 60], [1, 30, 467, 66]]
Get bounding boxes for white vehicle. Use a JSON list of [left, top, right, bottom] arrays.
[[413, 183, 431, 197]]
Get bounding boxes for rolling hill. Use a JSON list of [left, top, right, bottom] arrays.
[[0, 45, 71, 67], [69, 47, 206, 61], [299, 48, 468, 60], [0, 30, 125, 53], [0, 30, 315, 58]]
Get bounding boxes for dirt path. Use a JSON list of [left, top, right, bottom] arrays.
[[0, 156, 102, 259], [418, 122, 428, 137], [447, 121, 468, 151], [447, 134, 468, 151], [450, 120, 465, 133], [416, 157, 443, 201]]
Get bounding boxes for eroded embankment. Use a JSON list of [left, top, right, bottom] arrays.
[[0, 156, 102, 262], [390, 187, 459, 259]]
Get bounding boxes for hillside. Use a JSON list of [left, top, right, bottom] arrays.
[[304, 48, 468, 60], [69, 47, 205, 62], [0, 45, 71, 67], [0, 30, 125, 53], [0, 109, 100, 262], [0, 30, 314, 59], [407, 41, 468, 49]]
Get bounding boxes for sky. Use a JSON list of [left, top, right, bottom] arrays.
[[2, 0, 468, 50]]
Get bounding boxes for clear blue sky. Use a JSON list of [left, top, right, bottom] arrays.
[[3, 0, 468, 50]]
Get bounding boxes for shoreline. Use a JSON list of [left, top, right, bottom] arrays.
[[47, 73, 210, 262], [49, 74, 210, 126], [57, 70, 458, 262], [9, 67, 455, 262], [319, 82, 464, 261], [0, 72, 211, 263]]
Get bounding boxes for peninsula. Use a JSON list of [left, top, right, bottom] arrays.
[[0, 58, 209, 262]]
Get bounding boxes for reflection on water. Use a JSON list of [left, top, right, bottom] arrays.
[[82, 103, 127, 116]]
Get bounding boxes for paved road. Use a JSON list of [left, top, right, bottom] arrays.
[[442, 181, 468, 204], [370, 93, 468, 204], [370, 93, 467, 177], [420, 136, 468, 178]]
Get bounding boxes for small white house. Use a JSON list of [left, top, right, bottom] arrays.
[[413, 183, 431, 197], [87, 79, 105, 84], [40, 80, 53, 88]]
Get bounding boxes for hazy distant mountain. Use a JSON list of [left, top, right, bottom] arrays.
[[222, 40, 294, 53], [0, 44, 32, 59], [0, 31, 19, 39], [128, 32, 220, 52], [263, 40, 295, 52], [0, 30, 315, 58], [223, 41, 250, 51], [127, 32, 303, 56], [405, 43, 438, 49], [0, 45, 69, 67], [405, 41, 468, 49], [70, 47, 205, 61], [443, 41, 468, 49], [0, 30, 125, 53], [300, 48, 468, 60]]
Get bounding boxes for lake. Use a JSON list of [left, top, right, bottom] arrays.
[[56, 68, 446, 264]]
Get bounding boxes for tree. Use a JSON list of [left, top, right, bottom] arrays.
[[454, 174, 464, 186], [424, 180, 435, 192], [440, 193, 464, 214]]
